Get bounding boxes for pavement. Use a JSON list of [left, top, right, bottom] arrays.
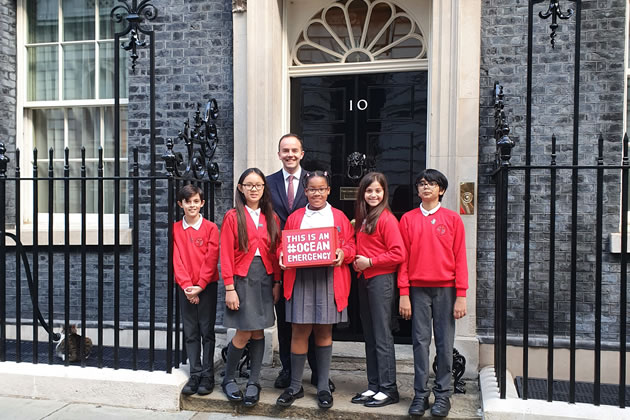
[[0, 341, 482, 420], [0, 396, 292, 420], [181, 347, 482, 420]]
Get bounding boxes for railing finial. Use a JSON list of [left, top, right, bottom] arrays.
[[111, 0, 158, 73], [0, 143, 9, 178], [539, 0, 574, 49], [494, 83, 514, 167], [162, 138, 182, 177]]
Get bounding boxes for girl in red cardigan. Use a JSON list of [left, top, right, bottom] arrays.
[[276, 171, 355, 409], [220, 168, 281, 407], [352, 172, 405, 408]]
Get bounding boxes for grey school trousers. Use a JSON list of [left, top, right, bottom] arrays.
[[358, 273, 398, 396], [409, 286, 456, 399], [179, 282, 217, 378]]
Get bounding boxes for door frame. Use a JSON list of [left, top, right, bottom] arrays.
[[231, 0, 481, 373]]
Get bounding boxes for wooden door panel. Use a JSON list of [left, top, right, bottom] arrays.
[[291, 71, 427, 343]]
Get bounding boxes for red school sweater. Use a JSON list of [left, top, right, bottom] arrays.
[[282, 206, 356, 312], [220, 209, 281, 286], [173, 218, 220, 290], [397, 207, 468, 297], [356, 209, 405, 279]]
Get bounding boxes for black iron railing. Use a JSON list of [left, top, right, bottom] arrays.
[[491, 0, 628, 409], [0, 93, 220, 372], [493, 86, 629, 407], [0, 0, 222, 373]]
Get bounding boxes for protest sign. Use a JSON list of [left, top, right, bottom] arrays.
[[282, 227, 338, 268]]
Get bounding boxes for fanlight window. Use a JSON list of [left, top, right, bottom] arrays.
[[292, 0, 427, 65]]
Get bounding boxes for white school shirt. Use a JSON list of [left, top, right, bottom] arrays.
[[300, 202, 334, 229], [245, 205, 262, 256], [182, 215, 203, 230], [420, 202, 441, 217], [282, 167, 302, 202]]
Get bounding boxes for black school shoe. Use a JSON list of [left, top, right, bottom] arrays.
[[221, 380, 243, 402], [310, 375, 336, 392], [351, 391, 374, 404], [276, 387, 304, 407], [181, 375, 201, 395], [243, 383, 261, 407], [274, 370, 291, 389], [431, 396, 451, 417], [197, 376, 214, 395], [408, 396, 430, 416], [364, 392, 399, 408], [317, 390, 333, 409]]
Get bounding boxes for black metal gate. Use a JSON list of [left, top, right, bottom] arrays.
[[491, 0, 628, 408]]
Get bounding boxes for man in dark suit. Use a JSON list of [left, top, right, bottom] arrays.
[[268, 133, 334, 392]]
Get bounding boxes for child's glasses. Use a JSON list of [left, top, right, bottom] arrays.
[[241, 183, 265, 191], [305, 187, 329, 194], [417, 181, 438, 189]]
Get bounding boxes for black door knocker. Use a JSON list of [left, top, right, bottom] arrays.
[[347, 152, 366, 180]]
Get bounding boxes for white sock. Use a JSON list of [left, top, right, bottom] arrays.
[[362, 390, 376, 397], [372, 392, 388, 401]]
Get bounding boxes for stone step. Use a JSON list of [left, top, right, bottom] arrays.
[[181, 359, 482, 419]]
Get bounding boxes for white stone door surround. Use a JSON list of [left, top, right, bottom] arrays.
[[232, 0, 481, 375]]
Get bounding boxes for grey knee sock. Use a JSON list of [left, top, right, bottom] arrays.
[[315, 344, 332, 393], [222, 341, 245, 384], [289, 352, 307, 392], [247, 337, 265, 386]]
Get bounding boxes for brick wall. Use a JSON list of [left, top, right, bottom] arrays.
[[0, 0, 16, 214], [125, 0, 234, 326], [2, 0, 234, 330], [477, 0, 627, 345]]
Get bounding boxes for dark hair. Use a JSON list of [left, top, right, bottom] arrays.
[[177, 183, 204, 202], [415, 168, 448, 202], [278, 133, 304, 152], [234, 168, 279, 251], [302, 170, 331, 189], [354, 172, 390, 235]]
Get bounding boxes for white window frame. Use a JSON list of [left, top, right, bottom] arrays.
[[15, 0, 131, 245]]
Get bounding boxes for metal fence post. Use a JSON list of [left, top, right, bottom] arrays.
[[0, 143, 10, 362]]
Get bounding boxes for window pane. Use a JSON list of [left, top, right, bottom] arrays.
[[103, 106, 128, 159], [67, 107, 100, 159], [27, 0, 59, 43], [104, 162, 128, 214], [363, 2, 393, 49], [99, 42, 128, 98], [36, 162, 83, 213], [37, 162, 64, 213], [62, 0, 95, 41], [33, 109, 64, 159], [67, 162, 82, 213], [99, 0, 127, 39], [63, 44, 95, 100], [27, 46, 59, 101], [85, 162, 98, 213]]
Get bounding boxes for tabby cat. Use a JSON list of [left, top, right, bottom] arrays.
[[55, 325, 93, 362]]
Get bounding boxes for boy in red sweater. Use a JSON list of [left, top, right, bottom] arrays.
[[398, 169, 468, 418], [173, 184, 220, 396]]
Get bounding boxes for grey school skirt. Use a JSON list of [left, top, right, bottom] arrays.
[[223, 256, 275, 331], [286, 266, 348, 324]]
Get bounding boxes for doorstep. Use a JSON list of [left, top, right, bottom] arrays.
[[181, 356, 482, 420]]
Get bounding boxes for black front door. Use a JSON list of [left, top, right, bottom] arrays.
[[291, 71, 428, 343]]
